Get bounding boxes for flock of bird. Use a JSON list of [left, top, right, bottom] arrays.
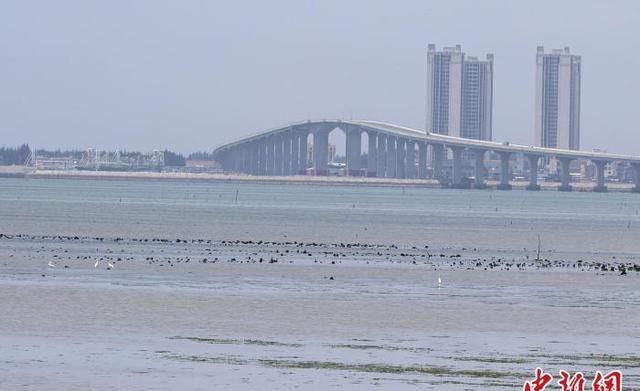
[[0, 233, 636, 279]]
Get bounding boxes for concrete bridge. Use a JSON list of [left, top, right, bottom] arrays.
[[213, 120, 640, 192]]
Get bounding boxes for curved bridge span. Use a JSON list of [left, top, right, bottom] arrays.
[[213, 120, 640, 192]]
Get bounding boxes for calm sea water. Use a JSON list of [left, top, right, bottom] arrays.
[[1, 177, 639, 258], [1, 177, 639, 390]]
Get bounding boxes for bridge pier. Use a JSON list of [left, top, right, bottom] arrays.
[[250, 142, 260, 175], [257, 140, 266, 175], [313, 128, 329, 176], [229, 151, 237, 172], [449, 146, 467, 188], [472, 149, 487, 189], [236, 148, 243, 173], [242, 146, 251, 174], [238, 147, 245, 173], [240, 147, 248, 173], [592, 160, 608, 192], [497, 152, 512, 190], [242, 147, 249, 173], [367, 131, 377, 177], [239, 147, 247, 173], [230, 148, 240, 172], [290, 133, 299, 175], [431, 143, 444, 183], [298, 131, 308, 174], [406, 141, 416, 179], [217, 150, 228, 171], [396, 138, 406, 179], [216, 151, 226, 170], [632, 163, 640, 193], [226, 148, 235, 172], [265, 138, 275, 176], [386, 136, 397, 178], [274, 135, 283, 176], [525, 154, 541, 191], [377, 134, 387, 178], [417, 141, 427, 179], [281, 134, 291, 176], [346, 127, 362, 176], [558, 157, 573, 192]]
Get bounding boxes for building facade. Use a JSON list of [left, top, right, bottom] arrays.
[[535, 46, 581, 150], [461, 56, 494, 140], [426, 44, 493, 141]]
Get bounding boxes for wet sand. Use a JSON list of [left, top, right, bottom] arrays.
[[1, 234, 639, 390]]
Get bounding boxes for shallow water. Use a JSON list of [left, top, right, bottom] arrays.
[[1, 178, 639, 390], [2, 177, 640, 255]]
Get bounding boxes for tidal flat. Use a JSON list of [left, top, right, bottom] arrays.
[[1, 178, 640, 390], [1, 233, 639, 390]]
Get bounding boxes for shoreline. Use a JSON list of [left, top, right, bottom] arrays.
[[0, 166, 636, 191]]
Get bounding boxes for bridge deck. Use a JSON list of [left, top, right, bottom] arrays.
[[214, 119, 640, 163]]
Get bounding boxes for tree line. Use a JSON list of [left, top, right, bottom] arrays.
[[0, 144, 31, 165]]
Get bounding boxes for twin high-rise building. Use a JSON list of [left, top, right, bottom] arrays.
[[534, 46, 581, 150], [426, 44, 494, 141], [426, 44, 581, 150]]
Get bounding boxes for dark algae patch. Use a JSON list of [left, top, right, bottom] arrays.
[[328, 343, 433, 353], [164, 353, 526, 379], [453, 356, 533, 364], [169, 336, 303, 348], [257, 358, 525, 378]]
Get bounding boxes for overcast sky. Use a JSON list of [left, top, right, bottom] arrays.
[[1, 1, 639, 154]]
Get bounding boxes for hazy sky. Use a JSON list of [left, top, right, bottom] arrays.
[[1, 1, 639, 154]]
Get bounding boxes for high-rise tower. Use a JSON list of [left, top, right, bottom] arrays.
[[426, 44, 493, 141], [535, 46, 581, 150]]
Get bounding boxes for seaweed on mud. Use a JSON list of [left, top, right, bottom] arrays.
[[169, 336, 303, 348], [453, 356, 533, 364], [369, 376, 516, 388], [165, 354, 248, 366], [327, 343, 432, 353], [164, 353, 526, 379], [256, 359, 526, 378], [527, 353, 640, 368]]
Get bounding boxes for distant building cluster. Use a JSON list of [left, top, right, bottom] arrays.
[[77, 149, 164, 171], [16, 148, 223, 173], [426, 44, 582, 178]]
